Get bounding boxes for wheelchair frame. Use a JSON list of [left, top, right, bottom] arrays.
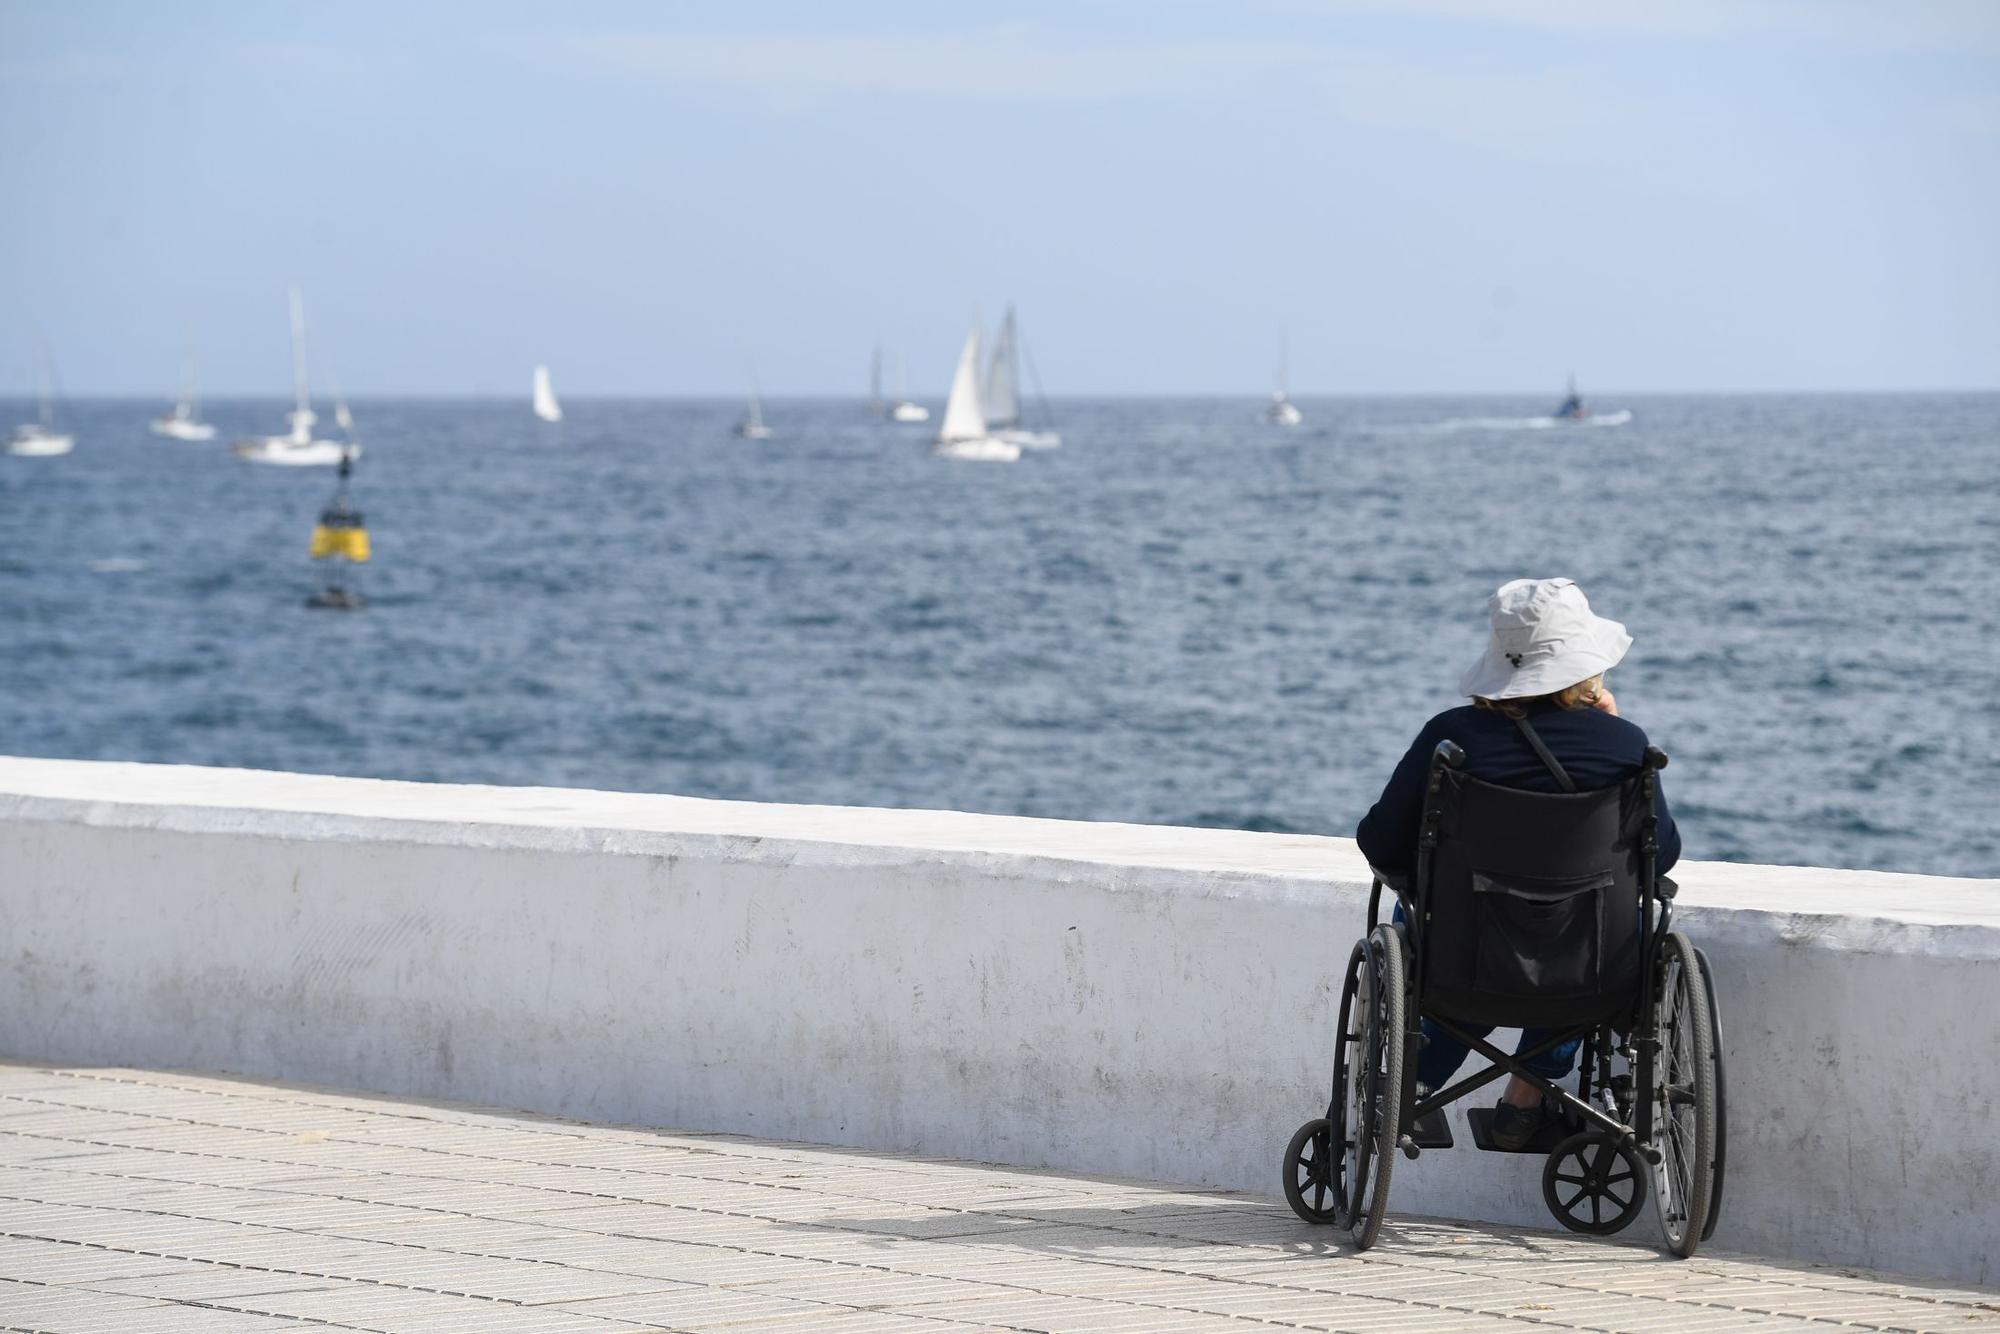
[[1283, 739, 1725, 1255]]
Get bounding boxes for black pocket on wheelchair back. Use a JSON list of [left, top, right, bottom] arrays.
[[1470, 869, 1612, 998]]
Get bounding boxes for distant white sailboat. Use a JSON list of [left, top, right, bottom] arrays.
[[872, 345, 930, 423], [985, 306, 1059, 449], [934, 325, 1018, 462], [233, 286, 352, 466], [8, 339, 74, 457], [532, 364, 562, 423], [735, 369, 774, 440], [150, 342, 217, 441], [1267, 328, 1303, 427]]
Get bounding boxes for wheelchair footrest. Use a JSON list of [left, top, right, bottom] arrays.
[[1408, 1106, 1455, 1149], [1465, 1106, 1577, 1155]]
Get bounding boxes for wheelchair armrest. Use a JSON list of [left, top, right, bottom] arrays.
[[1657, 873, 1679, 900], [1369, 866, 1411, 896]]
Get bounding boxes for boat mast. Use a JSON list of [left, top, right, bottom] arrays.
[[290, 287, 308, 416], [34, 336, 54, 427], [1022, 338, 1057, 431], [870, 345, 882, 413], [288, 284, 314, 442]]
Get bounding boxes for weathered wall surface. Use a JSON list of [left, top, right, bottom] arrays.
[[2, 757, 1995, 1282]]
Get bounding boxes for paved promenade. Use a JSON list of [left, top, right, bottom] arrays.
[[1, 1063, 1995, 1333]]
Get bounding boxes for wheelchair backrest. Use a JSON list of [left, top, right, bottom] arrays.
[[1415, 763, 1654, 1028]]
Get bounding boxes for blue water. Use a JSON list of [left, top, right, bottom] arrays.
[[2, 394, 1995, 877]]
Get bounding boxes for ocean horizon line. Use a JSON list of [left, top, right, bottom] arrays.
[[9, 386, 2000, 403]]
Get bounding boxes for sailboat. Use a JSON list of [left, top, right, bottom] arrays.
[[872, 345, 930, 423], [734, 369, 774, 439], [985, 306, 1059, 449], [934, 325, 1019, 462], [8, 340, 74, 456], [532, 365, 562, 423], [233, 285, 352, 466], [1266, 328, 1302, 426], [150, 343, 216, 441]]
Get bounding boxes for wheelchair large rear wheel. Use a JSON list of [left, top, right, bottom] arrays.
[[1652, 931, 1717, 1255], [1343, 929, 1405, 1247], [1693, 946, 1728, 1242], [1283, 931, 1403, 1246]]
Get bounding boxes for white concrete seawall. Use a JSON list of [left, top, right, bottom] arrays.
[[2, 756, 1996, 1284]]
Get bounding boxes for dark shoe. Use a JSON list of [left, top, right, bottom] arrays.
[[1490, 1098, 1549, 1151]]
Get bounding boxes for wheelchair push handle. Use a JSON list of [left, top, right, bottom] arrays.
[[1644, 745, 1668, 771], [1432, 739, 1466, 770]]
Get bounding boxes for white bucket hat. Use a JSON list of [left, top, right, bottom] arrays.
[[1459, 577, 1632, 700]]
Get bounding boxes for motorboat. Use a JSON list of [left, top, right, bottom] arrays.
[[1553, 374, 1586, 421]]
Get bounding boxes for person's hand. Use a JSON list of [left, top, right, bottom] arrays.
[[1589, 686, 1619, 717]]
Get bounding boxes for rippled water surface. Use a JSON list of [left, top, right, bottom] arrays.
[[3, 394, 1995, 877]]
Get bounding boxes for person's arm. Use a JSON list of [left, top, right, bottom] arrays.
[[1355, 717, 1445, 872], [1589, 689, 1681, 875]]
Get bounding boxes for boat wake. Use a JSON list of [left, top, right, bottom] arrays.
[[1371, 409, 1633, 436]]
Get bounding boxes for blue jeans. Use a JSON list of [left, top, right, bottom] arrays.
[[1390, 902, 1583, 1091]]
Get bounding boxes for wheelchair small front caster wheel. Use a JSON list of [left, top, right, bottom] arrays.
[[1542, 1130, 1646, 1235], [1282, 1118, 1342, 1224]]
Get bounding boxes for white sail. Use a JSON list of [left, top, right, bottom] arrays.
[[532, 365, 562, 422], [985, 308, 1021, 430], [937, 325, 987, 444]]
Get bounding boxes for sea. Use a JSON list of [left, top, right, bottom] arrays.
[[2, 393, 1995, 879]]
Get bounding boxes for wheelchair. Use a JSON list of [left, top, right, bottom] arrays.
[[1283, 740, 1726, 1256]]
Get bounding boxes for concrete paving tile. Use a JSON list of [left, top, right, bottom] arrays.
[[0, 1278, 181, 1331]]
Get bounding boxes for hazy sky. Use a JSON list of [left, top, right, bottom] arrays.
[[3, 0, 1997, 396]]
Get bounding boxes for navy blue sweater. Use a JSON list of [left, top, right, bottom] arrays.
[[1355, 702, 1681, 875]]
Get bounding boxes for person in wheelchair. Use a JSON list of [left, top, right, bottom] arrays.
[[1356, 577, 1680, 1151]]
